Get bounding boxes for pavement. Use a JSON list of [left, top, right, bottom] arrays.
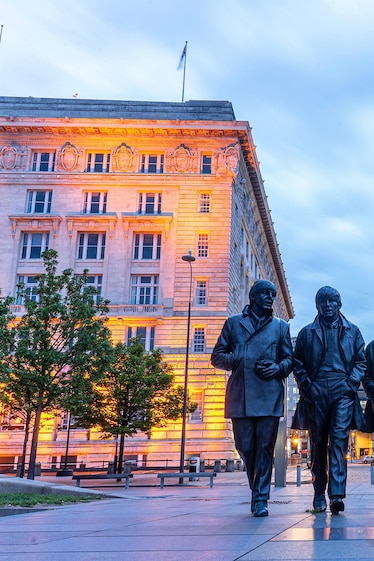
[[0, 463, 373, 560]]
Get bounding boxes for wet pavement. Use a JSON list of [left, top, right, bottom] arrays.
[[0, 463, 373, 560]]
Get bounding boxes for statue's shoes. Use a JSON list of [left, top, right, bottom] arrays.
[[313, 494, 327, 512], [253, 501, 268, 517], [330, 498, 344, 515]]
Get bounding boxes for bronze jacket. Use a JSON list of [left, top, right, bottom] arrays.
[[211, 311, 293, 418], [293, 314, 366, 396]]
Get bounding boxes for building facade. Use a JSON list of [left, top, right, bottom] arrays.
[[0, 97, 294, 470]]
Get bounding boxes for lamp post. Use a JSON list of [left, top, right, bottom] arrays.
[[350, 431, 356, 463], [179, 249, 196, 483]]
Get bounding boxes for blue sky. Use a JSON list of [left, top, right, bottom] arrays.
[[2, 0, 374, 341]]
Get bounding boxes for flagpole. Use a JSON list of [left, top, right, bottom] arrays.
[[181, 41, 187, 103], [0, 25, 3, 45]]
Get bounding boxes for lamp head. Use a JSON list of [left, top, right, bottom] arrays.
[[182, 249, 196, 263]]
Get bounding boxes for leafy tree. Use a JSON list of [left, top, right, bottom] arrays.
[[0, 250, 113, 479], [72, 338, 194, 473]]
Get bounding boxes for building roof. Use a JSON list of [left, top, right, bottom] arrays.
[[0, 97, 236, 121]]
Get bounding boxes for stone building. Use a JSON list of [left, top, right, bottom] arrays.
[[0, 97, 293, 471]]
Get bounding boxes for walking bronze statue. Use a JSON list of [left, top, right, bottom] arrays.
[[211, 280, 293, 517], [362, 340, 374, 432], [293, 286, 366, 515]]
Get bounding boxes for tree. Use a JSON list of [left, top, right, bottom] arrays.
[[0, 250, 113, 479], [72, 338, 194, 473]]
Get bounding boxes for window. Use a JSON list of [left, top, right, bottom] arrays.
[[133, 233, 161, 260], [60, 411, 77, 430], [193, 328, 206, 353], [26, 190, 52, 214], [131, 275, 159, 304], [16, 275, 39, 304], [197, 234, 209, 258], [77, 274, 103, 303], [86, 153, 110, 173], [189, 391, 204, 423], [195, 281, 207, 306], [77, 233, 106, 259], [127, 326, 155, 351], [199, 193, 210, 213], [32, 151, 56, 172], [140, 154, 164, 174], [201, 154, 212, 174], [21, 232, 49, 259], [83, 192, 107, 214], [138, 193, 162, 214]]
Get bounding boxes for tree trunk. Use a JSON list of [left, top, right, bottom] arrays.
[[27, 404, 42, 480], [117, 434, 125, 474], [18, 411, 31, 478]]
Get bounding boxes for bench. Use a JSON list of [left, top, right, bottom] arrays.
[[72, 473, 133, 488], [157, 472, 216, 488]]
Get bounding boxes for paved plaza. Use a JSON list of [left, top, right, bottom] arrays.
[[0, 464, 373, 560]]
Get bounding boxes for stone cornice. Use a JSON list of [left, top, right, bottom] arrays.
[[65, 213, 118, 238], [122, 212, 173, 238], [0, 119, 244, 139], [8, 214, 62, 238]]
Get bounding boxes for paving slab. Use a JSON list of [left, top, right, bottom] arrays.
[[0, 464, 372, 561]]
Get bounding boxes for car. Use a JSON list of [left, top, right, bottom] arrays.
[[362, 455, 373, 463]]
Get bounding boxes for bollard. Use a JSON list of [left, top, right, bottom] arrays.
[[296, 464, 301, 487], [371, 461, 374, 485], [226, 459, 235, 472], [214, 459, 221, 473]]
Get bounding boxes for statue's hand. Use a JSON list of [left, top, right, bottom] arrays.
[[255, 360, 280, 379]]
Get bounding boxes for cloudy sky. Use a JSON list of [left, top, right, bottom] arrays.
[[1, 0, 374, 341]]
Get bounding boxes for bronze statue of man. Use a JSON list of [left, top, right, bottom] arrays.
[[211, 279, 293, 517], [361, 340, 374, 432], [293, 286, 366, 514]]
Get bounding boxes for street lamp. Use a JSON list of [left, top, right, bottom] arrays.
[[179, 249, 196, 483]]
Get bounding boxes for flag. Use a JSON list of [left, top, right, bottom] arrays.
[[177, 43, 187, 70]]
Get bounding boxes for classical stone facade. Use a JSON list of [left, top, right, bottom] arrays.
[[0, 97, 293, 471]]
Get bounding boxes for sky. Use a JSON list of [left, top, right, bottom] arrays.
[[1, 0, 374, 341]]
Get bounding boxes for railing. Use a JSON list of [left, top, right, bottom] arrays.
[[10, 304, 164, 317], [109, 304, 164, 316], [9, 305, 25, 316], [0, 457, 244, 474]]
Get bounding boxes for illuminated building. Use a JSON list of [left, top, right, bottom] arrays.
[[0, 97, 294, 470]]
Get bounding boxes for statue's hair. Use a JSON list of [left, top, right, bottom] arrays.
[[249, 280, 277, 301], [315, 286, 342, 308]]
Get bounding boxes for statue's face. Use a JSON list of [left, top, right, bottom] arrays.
[[317, 297, 340, 323], [251, 287, 276, 315]]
